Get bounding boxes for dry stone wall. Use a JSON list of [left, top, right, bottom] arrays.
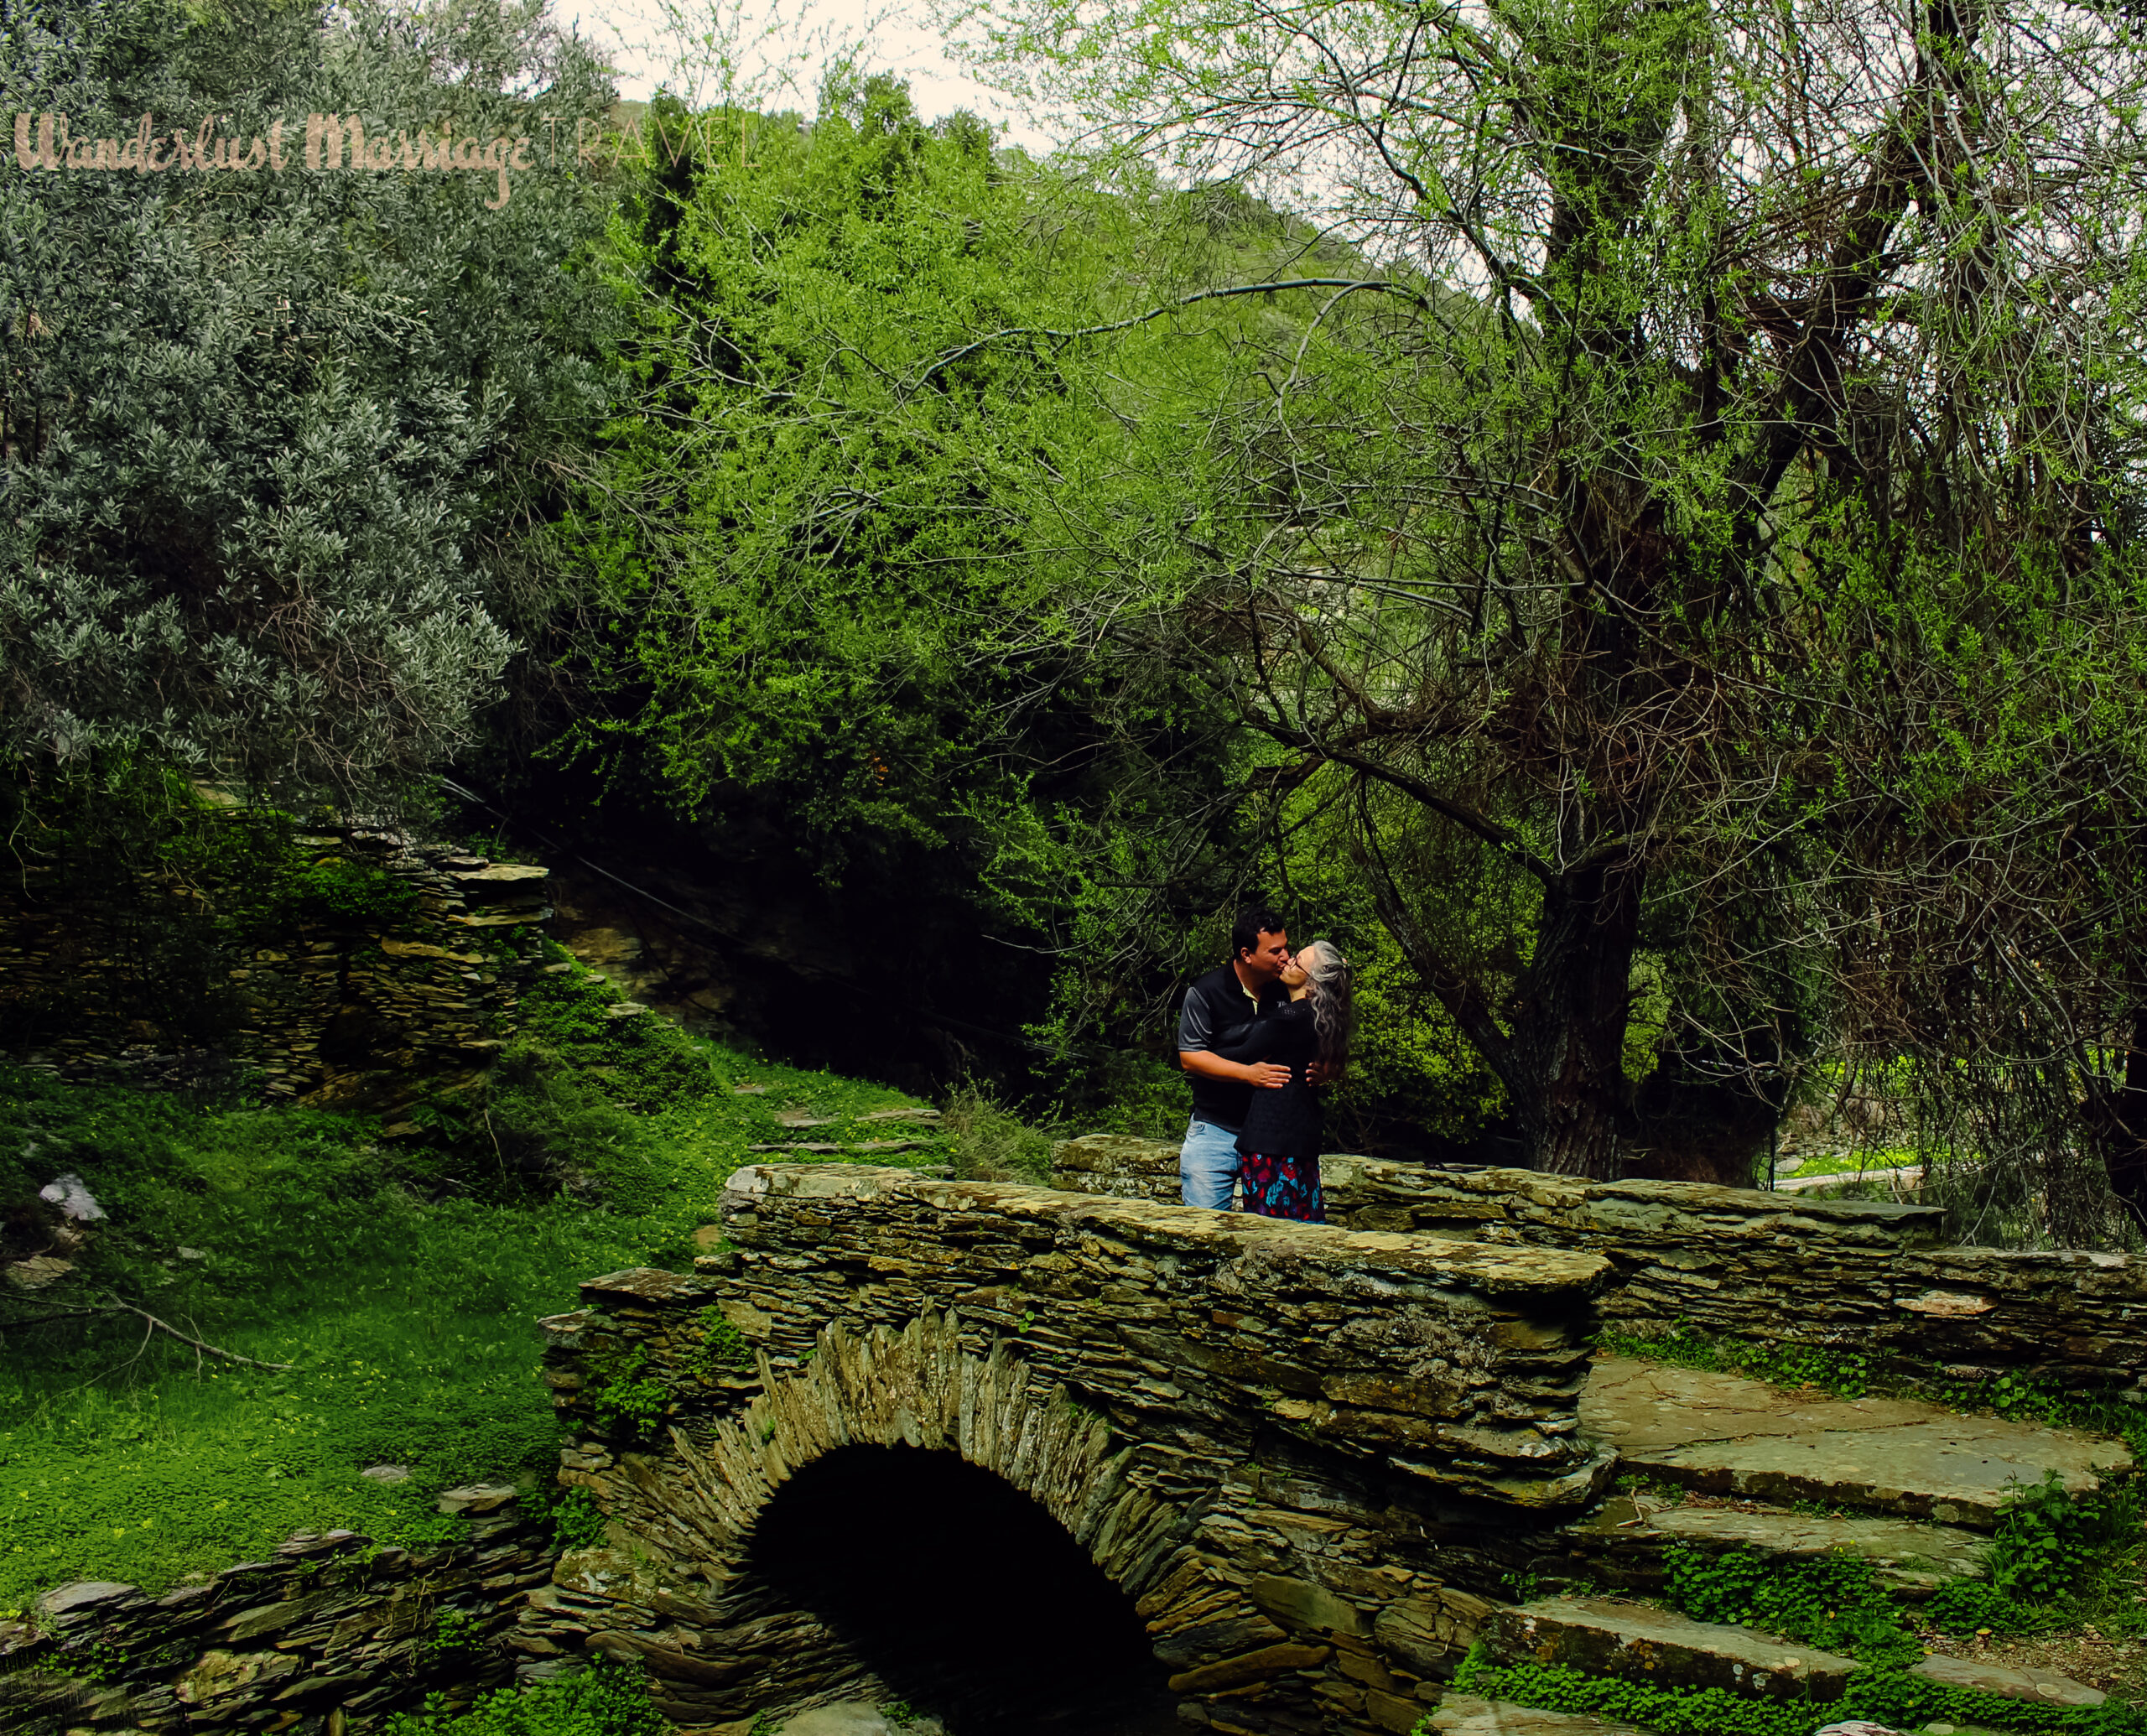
[[0, 1488, 557, 1736], [0, 826, 551, 1118], [1052, 1137, 2147, 1398], [532, 1163, 1614, 1736]]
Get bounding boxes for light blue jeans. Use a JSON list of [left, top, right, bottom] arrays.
[[1179, 1116, 1241, 1210]]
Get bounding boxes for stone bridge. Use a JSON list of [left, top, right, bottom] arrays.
[[535, 1164, 1616, 1735], [533, 1155, 2145, 1736]]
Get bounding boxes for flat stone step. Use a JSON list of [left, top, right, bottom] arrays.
[[1583, 1357, 2129, 1529], [1911, 1653, 2105, 1708], [1422, 1696, 1661, 1735], [1485, 1596, 1854, 1700], [1565, 1495, 1987, 1597]]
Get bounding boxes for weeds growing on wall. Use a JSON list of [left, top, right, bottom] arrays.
[[1441, 1642, 2147, 1735], [382, 1655, 668, 1736]]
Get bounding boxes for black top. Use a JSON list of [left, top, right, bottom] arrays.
[[1229, 999, 1323, 1161], [1177, 963, 1287, 1131]]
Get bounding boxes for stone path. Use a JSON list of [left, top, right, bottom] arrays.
[[1414, 1354, 2133, 1736], [1581, 1356, 2130, 1528], [1567, 1494, 1987, 1595], [1422, 1697, 1663, 1734], [772, 1702, 948, 1736]]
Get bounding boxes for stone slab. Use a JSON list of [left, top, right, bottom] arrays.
[[1486, 1596, 1855, 1699], [1567, 1496, 1987, 1590], [1910, 1653, 2106, 1707], [1424, 1696, 1662, 1735], [773, 1702, 948, 1736], [1583, 1358, 2129, 1529], [1583, 1359, 1937, 1450]]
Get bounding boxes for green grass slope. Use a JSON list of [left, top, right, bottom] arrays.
[[0, 948, 952, 1614]]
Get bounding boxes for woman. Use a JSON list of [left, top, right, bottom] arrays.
[[1222, 940, 1353, 1221]]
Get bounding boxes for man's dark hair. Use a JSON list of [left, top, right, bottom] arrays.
[[1229, 902, 1286, 960]]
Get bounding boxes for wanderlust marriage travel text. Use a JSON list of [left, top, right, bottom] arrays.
[[10, 113, 571, 208]]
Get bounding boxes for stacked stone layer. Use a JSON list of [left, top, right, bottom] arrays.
[[0, 1494, 554, 1736], [532, 1163, 1614, 1735], [0, 829, 549, 1115], [1053, 1138, 2147, 1397]]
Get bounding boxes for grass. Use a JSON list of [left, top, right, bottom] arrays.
[[0, 943, 953, 1617]]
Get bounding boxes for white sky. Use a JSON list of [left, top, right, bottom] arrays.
[[555, 0, 1059, 151]]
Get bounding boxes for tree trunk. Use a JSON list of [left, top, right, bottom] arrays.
[[1505, 861, 1644, 1179]]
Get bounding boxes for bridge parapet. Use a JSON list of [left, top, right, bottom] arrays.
[[1050, 1136, 2147, 1398], [710, 1162, 1610, 1505], [536, 1165, 1614, 1733]]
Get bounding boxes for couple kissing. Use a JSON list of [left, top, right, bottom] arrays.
[[1175, 902, 1354, 1222]]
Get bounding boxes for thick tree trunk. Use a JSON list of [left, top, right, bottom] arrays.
[[1506, 861, 1644, 1179]]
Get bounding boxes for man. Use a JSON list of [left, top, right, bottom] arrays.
[[1177, 903, 1294, 1208]]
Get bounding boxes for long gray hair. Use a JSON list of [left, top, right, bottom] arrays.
[[1300, 940, 1355, 1074]]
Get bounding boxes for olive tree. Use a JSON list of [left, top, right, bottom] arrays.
[[949, 0, 2147, 1185], [0, 0, 615, 803]]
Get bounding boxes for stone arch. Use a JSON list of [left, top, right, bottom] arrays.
[[578, 1308, 1302, 1728], [666, 1310, 1194, 1604]]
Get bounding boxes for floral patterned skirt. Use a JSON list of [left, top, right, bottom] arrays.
[[1238, 1148, 1325, 1222]]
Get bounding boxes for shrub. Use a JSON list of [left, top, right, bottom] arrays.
[[383, 1657, 667, 1736]]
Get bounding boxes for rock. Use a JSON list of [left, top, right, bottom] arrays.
[[1247, 1572, 1372, 1637], [34, 1582, 138, 1620], [1423, 1696, 1664, 1734], [38, 1173, 106, 1221], [1811, 1724, 1910, 1735], [1910, 1653, 2107, 1706], [1373, 1589, 1498, 1673], [1583, 1358, 2127, 1528], [1166, 1641, 1333, 1693], [1565, 1496, 1986, 1593], [772, 1703, 948, 1735], [605, 1002, 651, 1019], [5, 1255, 74, 1290], [1484, 1597, 1855, 1699], [360, 1465, 412, 1484], [436, 1483, 518, 1515]]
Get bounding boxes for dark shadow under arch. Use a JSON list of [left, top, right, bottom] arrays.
[[747, 1443, 1179, 1733]]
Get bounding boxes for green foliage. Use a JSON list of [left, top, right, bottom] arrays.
[[1664, 1546, 1912, 1665], [523, 1485, 609, 1554], [1441, 1642, 2147, 1736], [585, 1349, 668, 1442], [942, 1080, 1058, 1182], [1983, 1472, 2143, 1610], [1597, 1321, 1876, 1401], [0, 0, 616, 800], [0, 933, 950, 1614], [275, 857, 423, 929], [423, 1608, 486, 1666], [694, 1309, 756, 1375], [383, 1657, 668, 1736]]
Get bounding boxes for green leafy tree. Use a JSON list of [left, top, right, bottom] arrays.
[[945, 0, 2147, 1188], [0, 0, 615, 803]]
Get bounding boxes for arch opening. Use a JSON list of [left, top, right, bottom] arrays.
[[747, 1443, 1180, 1734]]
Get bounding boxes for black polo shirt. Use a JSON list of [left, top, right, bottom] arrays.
[[1177, 963, 1285, 1131]]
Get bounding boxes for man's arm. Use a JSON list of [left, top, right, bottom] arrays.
[[1178, 977, 1289, 1087], [1180, 1048, 1291, 1089]]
